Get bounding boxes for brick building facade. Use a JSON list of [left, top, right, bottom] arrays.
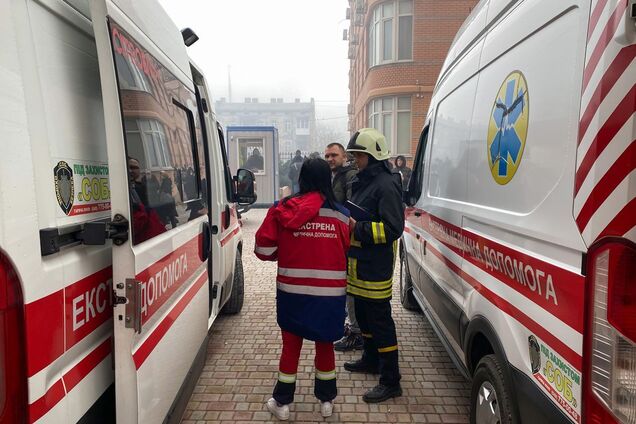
[[347, 0, 478, 161]]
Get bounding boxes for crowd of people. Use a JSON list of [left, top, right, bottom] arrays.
[[127, 157, 206, 244], [288, 148, 412, 194], [255, 129, 411, 420]]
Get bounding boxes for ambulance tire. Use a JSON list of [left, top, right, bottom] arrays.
[[470, 354, 516, 424], [399, 246, 419, 311], [222, 251, 244, 314]]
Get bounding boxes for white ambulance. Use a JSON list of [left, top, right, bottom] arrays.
[[0, 0, 256, 422], [400, 0, 635, 422]]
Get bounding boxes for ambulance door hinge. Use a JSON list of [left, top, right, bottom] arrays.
[[112, 291, 127, 306], [114, 279, 142, 333], [211, 283, 219, 299]]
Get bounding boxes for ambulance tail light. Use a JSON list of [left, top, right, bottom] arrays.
[[0, 252, 27, 424], [584, 238, 636, 424]]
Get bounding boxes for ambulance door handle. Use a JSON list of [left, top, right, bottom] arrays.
[[201, 222, 212, 261], [223, 205, 231, 229]]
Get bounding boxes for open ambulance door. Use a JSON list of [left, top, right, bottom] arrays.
[[90, 1, 211, 422]]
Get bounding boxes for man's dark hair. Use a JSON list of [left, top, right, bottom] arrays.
[[283, 158, 338, 209], [326, 142, 346, 153]]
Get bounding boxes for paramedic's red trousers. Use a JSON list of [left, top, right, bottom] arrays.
[[273, 330, 337, 405]]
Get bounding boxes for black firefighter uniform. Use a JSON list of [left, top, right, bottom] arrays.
[[347, 161, 405, 387]]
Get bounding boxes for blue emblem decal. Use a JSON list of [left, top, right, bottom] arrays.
[[487, 71, 529, 185]]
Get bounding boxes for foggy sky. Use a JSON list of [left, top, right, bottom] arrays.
[[158, 0, 350, 128]]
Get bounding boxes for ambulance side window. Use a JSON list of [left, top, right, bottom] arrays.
[[110, 22, 207, 244], [406, 125, 429, 205], [217, 127, 233, 201]]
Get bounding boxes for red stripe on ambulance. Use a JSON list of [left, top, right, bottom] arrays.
[[407, 209, 586, 333], [28, 338, 111, 423], [25, 267, 113, 377], [424, 237, 583, 371], [135, 235, 203, 325], [133, 270, 207, 369]]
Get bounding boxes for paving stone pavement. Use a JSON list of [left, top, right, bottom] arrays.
[[182, 208, 471, 423]]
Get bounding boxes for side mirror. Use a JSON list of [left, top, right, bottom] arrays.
[[234, 168, 257, 205]]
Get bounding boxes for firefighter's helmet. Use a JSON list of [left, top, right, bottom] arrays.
[[346, 128, 390, 161]]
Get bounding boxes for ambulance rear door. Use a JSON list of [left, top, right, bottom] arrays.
[[90, 1, 212, 422]]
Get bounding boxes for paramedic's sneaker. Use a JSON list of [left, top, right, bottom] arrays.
[[266, 398, 290, 421], [320, 401, 334, 417], [362, 384, 403, 403], [343, 358, 379, 374], [334, 333, 363, 351]]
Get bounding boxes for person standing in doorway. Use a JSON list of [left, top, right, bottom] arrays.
[[344, 128, 405, 403], [324, 142, 362, 352], [394, 155, 412, 190], [255, 158, 351, 420], [288, 150, 304, 194]]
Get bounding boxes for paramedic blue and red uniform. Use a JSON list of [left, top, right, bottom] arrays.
[[255, 192, 351, 404]]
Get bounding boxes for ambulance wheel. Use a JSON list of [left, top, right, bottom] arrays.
[[470, 355, 516, 424], [223, 251, 244, 314], [399, 245, 419, 311]]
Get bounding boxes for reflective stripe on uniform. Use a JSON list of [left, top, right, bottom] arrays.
[[378, 345, 398, 353], [315, 369, 337, 381], [372, 222, 380, 244], [277, 281, 347, 297], [347, 257, 358, 280], [278, 267, 346, 280], [347, 275, 392, 291], [278, 371, 297, 383], [371, 222, 387, 244], [361, 333, 373, 338], [351, 232, 362, 247], [346, 284, 392, 299], [255, 245, 278, 255], [378, 222, 387, 243], [318, 208, 349, 224]]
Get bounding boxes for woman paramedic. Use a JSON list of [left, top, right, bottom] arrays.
[[254, 158, 351, 420]]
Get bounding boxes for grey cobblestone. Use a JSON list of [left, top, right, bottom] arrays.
[[182, 208, 470, 423]]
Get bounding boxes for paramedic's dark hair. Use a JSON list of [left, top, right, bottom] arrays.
[[326, 142, 346, 153], [283, 158, 338, 209]]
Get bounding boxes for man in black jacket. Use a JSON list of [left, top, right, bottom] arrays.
[[343, 128, 405, 403], [324, 142, 361, 352], [325, 143, 357, 204]]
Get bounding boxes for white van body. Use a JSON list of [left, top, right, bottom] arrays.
[[400, 0, 635, 422], [0, 0, 250, 422]]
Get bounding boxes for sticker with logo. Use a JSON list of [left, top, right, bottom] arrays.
[[529, 335, 581, 423], [53, 159, 111, 217], [54, 161, 74, 215], [487, 71, 529, 185]]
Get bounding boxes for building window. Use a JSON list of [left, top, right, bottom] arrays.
[[367, 96, 411, 155], [125, 118, 172, 169], [114, 53, 153, 93], [297, 118, 309, 129], [368, 0, 413, 67]]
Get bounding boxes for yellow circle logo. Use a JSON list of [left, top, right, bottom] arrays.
[[487, 71, 529, 185]]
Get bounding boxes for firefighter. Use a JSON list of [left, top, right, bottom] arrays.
[[255, 158, 351, 420], [343, 128, 405, 403]]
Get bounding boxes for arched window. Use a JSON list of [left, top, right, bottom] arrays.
[[368, 0, 413, 67], [367, 96, 411, 155]]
